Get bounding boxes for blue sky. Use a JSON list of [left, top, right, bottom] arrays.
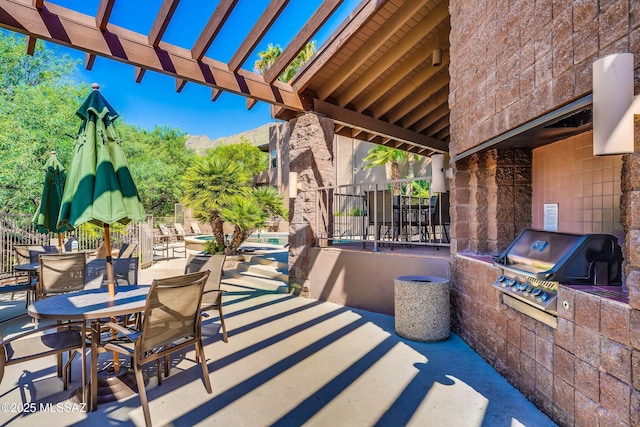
[[38, 0, 361, 141]]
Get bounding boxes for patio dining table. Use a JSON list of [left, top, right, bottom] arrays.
[[28, 285, 150, 411]]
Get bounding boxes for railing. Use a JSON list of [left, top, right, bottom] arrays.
[[0, 213, 152, 274], [315, 177, 450, 251]]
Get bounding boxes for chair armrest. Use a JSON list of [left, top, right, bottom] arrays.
[[102, 322, 140, 342]]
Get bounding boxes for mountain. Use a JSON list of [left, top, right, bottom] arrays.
[[185, 123, 275, 153]]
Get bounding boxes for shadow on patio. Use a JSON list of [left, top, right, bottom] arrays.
[[0, 260, 556, 426]]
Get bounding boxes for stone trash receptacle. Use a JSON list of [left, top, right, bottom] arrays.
[[394, 275, 450, 342]]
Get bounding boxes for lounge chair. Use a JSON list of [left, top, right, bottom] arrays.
[[190, 222, 203, 234]]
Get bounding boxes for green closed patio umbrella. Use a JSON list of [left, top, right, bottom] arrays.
[[58, 83, 146, 298], [32, 150, 72, 251]]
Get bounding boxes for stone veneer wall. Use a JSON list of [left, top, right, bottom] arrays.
[[449, 1, 640, 425], [288, 112, 335, 294]]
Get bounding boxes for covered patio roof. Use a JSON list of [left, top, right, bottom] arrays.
[[0, 0, 449, 155]]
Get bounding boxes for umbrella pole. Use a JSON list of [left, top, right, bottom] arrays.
[[57, 233, 63, 253], [104, 224, 120, 374]]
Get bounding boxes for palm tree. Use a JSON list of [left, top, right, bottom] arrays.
[[220, 196, 267, 253], [182, 157, 249, 248], [221, 187, 287, 254], [254, 44, 282, 76], [254, 41, 317, 83], [363, 145, 407, 195]]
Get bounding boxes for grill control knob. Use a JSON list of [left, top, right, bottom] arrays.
[[508, 278, 516, 287], [532, 288, 542, 297], [539, 292, 548, 302], [497, 275, 507, 287], [525, 285, 534, 293]]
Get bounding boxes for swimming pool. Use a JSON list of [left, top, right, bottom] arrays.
[[184, 232, 288, 252]]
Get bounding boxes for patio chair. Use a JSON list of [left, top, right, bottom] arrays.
[[84, 257, 139, 289], [117, 243, 137, 258], [103, 270, 211, 427], [190, 222, 203, 234], [174, 223, 191, 237], [0, 321, 87, 396], [184, 254, 228, 342], [37, 253, 87, 300]]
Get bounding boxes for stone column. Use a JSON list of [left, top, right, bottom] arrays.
[[288, 112, 335, 295], [621, 152, 640, 310], [451, 148, 531, 256]]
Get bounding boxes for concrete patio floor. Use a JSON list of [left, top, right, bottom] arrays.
[[0, 257, 557, 426]]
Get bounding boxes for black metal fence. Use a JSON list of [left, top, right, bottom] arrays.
[[315, 177, 450, 251]]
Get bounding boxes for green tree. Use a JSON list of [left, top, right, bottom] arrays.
[[0, 31, 194, 218], [362, 145, 408, 195], [220, 196, 267, 253], [182, 157, 250, 249], [0, 32, 84, 213], [254, 41, 317, 83], [207, 139, 268, 175]]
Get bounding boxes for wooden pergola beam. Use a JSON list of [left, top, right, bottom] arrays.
[[96, 0, 115, 31], [85, 52, 96, 70], [228, 0, 289, 72], [191, 0, 238, 61], [263, 0, 342, 84], [313, 99, 447, 153], [149, 0, 180, 46], [0, 0, 303, 110]]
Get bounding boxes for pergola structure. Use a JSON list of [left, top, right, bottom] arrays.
[[0, 0, 450, 155]]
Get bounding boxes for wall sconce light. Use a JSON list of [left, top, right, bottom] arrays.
[[431, 153, 447, 193], [289, 171, 299, 198], [432, 48, 442, 67], [593, 52, 639, 155]]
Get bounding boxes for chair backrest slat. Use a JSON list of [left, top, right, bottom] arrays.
[[38, 253, 87, 298], [84, 257, 139, 289], [185, 254, 225, 299], [140, 271, 208, 353], [118, 243, 137, 259]]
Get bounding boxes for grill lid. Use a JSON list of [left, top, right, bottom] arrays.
[[494, 229, 622, 284]]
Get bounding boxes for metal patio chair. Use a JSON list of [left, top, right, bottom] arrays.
[[184, 254, 228, 342], [103, 270, 211, 427]]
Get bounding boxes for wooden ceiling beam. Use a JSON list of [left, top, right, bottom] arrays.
[[191, 0, 239, 61], [425, 116, 449, 136], [397, 86, 449, 129], [149, 0, 180, 46], [0, 1, 303, 110], [372, 52, 449, 119], [434, 126, 449, 141], [229, 0, 289, 72], [413, 103, 449, 133], [211, 88, 222, 101], [96, 0, 115, 31], [337, 6, 449, 108], [315, 0, 429, 101], [291, 0, 385, 92], [264, 0, 342, 84], [32, 0, 43, 8], [383, 72, 449, 124], [313, 99, 447, 153]]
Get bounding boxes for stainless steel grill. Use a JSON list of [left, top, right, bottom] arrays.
[[493, 229, 622, 326]]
